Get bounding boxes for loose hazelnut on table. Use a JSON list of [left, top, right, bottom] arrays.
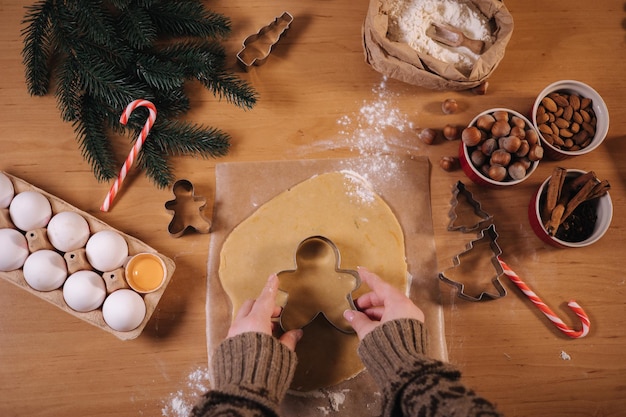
[[443, 124, 460, 141], [441, 98, 458, 114], [439, 156, 459, 172], [417, 128, 437, 145]]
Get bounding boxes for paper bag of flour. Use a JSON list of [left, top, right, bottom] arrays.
[[362, 0, 514, 90]]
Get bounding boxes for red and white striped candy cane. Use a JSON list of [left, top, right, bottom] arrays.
[[100, 99, 157, 212], [498, 257, 590, 338]]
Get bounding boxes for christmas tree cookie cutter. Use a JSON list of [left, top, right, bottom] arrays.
[[236, 12, 294, 70], [438, 224, 507, 302], [447, 180, 493, 232], [164, 179, 212, 237], [276, 236, 360, 333]]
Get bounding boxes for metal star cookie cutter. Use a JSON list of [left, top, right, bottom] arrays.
[[438, 224, 507, 301], [276, 236, 360, 333], [236, 11, 294, 70], [164, 179, 211, 238], [448, 180, 493, 232]]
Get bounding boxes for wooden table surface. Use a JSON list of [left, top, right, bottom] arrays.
[[1, 1, 625, 416]]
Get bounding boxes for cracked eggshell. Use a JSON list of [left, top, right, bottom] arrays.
[[0, 228, 29, 271], [85, 230, 128, 272], [9, 191, 52, 231], [102, 289, 146, 332], [23, 250, 68, 291], [63, 270, 106, 312], [0, 172, 14, 208], [47, 211, 90, 252]]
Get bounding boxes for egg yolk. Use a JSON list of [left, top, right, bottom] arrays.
[[126, 254, 164, 292]]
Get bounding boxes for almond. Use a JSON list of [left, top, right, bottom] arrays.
[[569, 94, 581, 111], [541, 96, 558, 112]]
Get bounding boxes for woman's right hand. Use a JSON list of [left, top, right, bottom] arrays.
[[344, 267, 425, 340]]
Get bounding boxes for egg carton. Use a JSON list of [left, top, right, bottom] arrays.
[[0, 171, 175, 340]]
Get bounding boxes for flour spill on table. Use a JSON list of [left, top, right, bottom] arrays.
[[161, 366, 210, 417]]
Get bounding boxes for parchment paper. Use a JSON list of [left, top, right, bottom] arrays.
[[206, 155, 446, 416]]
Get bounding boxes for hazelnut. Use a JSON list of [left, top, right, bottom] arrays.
[[443, 124, 460, 141], [417, 128, 437, 145], [470, 149, 487, 167], [528, 143, 544, 161], [491, 120, 511, 137], [480, 138, 498, 156], [442, 98, 458, 114], [526, 129, 539, 145], [471, 81, 489, 95], [492, 110, 510, 122], [499, 136, 521, 153], [511, 116, 526, 129], [508, 162, 527, 180], [461, 126, 482, 146], [510, 126, 526, 139], [517, 157, 532, 170], [439, 156, 459, 171], [490, 149, 512, 166], [476, 114, 496, 131], [488, 165, 507, 182], [515, 140, 530, 157]]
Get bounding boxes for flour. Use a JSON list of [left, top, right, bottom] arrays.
[[334, 76, 417, 204], [387, 0, 493, 74], [161, 366, 210, 417]]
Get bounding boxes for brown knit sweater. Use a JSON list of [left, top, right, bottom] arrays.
[[191, 319, 502, 417]]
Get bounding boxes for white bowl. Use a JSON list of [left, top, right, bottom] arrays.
[[531, 80, 609, 160]]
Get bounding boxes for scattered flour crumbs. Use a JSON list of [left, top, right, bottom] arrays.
[[161, 366, 210, 417], [333, 76, 419, 205]]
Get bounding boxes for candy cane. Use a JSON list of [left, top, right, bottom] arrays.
[[498, 257, 590, 338], [100, 100, 157, 212]]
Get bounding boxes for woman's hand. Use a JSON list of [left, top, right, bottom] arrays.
[[227, 274, 303, 351], [344, 267, 425, 340]]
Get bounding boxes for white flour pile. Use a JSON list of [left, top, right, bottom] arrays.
[[161, 366, 210, 417], [387, 0, 493, 74]]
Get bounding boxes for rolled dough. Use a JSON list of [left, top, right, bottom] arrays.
[[219, 171, 408, 391]]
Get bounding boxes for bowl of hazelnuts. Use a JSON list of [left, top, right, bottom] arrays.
[[459, 108, 544, 187]]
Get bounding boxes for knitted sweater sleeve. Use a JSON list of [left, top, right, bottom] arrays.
[[191, 332, 297, 417], [358, 319, 503, 417]]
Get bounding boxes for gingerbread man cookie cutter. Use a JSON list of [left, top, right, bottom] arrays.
[[164, 179, 211, 238], [277, 236, 360, 333]]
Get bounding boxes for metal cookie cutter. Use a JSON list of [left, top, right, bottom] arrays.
[[164, 179, 211, 238], [236, 12, 294, 70], [447, 181, 493, 232], [438, 224, 507, 301], [277, 236, 360, 333]]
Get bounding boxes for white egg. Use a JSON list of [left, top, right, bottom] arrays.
[[63, 270, 106, 312], [9, 191, 52, 231], [23, 249, 68, 291], [102, 289, 146, 332], [0, 172, 14, 208], [47, 211, 90, 252], [85, 230, 128, 272], [0, 228, 29, 271]]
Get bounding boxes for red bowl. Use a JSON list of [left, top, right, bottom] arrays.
[[459, 108, 541, 188], [528, 169, 613, 248]]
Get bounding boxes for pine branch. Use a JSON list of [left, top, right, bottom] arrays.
[[21, 0, 257, 188], [150, 119, 230, 158], [147, 1, 231, 39], [74, 96, 118, 181], [21, 0, 54, 95]]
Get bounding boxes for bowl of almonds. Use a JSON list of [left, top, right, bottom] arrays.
[[532, 80, 609, 160], [459, 108, 543, 188]]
